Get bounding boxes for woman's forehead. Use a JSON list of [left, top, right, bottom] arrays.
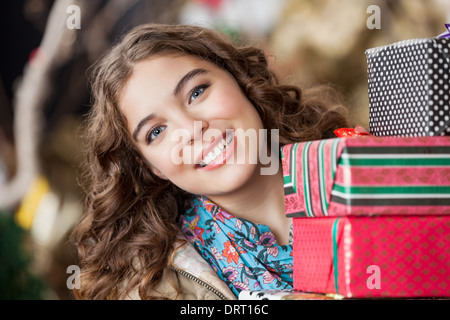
[[123, 56, 213, 97], [123, 54, 235, 98], [135, 54, 217, 74]]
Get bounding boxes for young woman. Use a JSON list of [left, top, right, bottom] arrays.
[[71, 23, 350, 300]]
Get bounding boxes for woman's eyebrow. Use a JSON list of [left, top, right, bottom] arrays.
[[133, 113, 156, 141], [173, 68, 208, 96]]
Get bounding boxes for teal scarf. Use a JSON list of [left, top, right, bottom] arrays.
[[180, 196, 293, 297]]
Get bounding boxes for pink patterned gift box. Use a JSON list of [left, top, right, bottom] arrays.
[[293, 215, 450, 298], [281, 136, 450, 217]]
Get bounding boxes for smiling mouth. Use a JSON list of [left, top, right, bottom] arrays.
[[197, 130, 234, 168]]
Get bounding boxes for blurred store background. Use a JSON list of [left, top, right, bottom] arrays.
[[0, 0, 448, 299]]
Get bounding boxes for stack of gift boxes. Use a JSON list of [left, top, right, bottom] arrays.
[[240, 25, 450, 300], [286, 25, 450, 299], [283, 136, 450, 298]]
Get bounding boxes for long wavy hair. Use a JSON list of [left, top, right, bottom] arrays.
[[71, 23, 350, 300]]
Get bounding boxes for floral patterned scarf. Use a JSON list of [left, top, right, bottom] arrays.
[[180, 196, 293, 297]]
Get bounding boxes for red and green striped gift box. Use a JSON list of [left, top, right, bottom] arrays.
[[281, 136, 450, 217]]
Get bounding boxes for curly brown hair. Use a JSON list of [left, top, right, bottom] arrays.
[[71, 23, 350, 300]]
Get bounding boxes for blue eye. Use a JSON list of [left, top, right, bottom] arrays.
[[188, 84, 209, 104], [146, 126, 166, 144]]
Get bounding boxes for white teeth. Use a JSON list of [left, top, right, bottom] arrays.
[[199, 135, 233, 167], [214, 143, 223, 156], [226, 132, 233, 144]]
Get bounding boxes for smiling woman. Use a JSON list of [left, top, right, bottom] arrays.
[[120, 54, 266, 199], [70, 23, 350, 300]]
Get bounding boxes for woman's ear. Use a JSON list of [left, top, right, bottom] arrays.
[[136, 156, 145, 168], [136, 156, 167, 180], [151, 167, 168, 180]]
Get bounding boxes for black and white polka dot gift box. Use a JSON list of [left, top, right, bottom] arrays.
[[365, 37, 450, 136]]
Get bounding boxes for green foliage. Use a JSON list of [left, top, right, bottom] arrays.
[[0, 211, 47, 299]]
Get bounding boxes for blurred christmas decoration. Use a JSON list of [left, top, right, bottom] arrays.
[[180, 0, 289, 38], [269, 0, 449, 128], [0, 210, 48, 299]]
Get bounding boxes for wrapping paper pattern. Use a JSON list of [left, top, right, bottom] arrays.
[[365, 37, 450, 137], [239, 289, 338, 300], [281, 136, 450, 217], [293, 215, 450, 298]]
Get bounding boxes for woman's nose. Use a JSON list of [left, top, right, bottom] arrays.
[[188, 119, 208, 145], [171, 112, 208, 145]]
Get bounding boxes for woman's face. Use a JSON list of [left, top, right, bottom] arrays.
[[119, 54, 266, 197]]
